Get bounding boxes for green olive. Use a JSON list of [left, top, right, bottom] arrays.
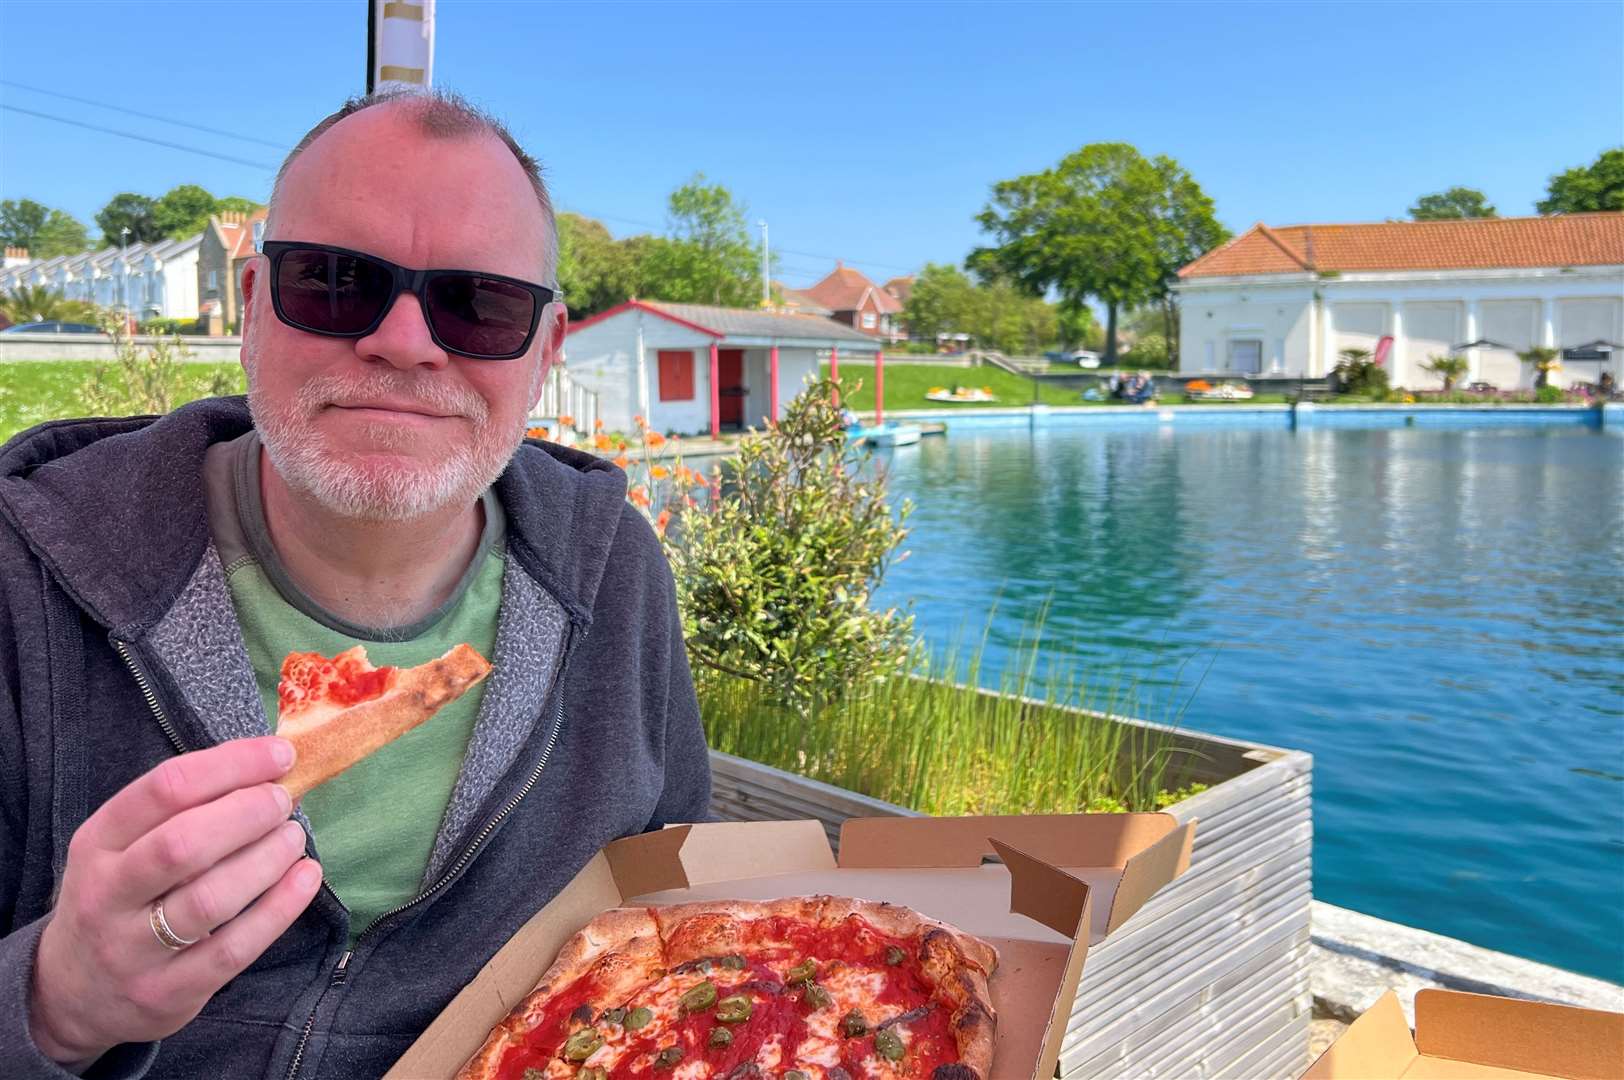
[[803, 983, 832, 1010], [523, 1069, 546, 1080], [563, 1028, 603, 1062], [786, 959, 817, 985], [875, 1028, 905, 1061], [719, 954, 747, 970], [600, 1007, 627, 1026], [840, 1009, 868, 1037], [716, 994, 754, 1023], [784, 1071, 810, 1080], [884, 946, 906, 966], [655, 1045, 685, 1070], [579, 1069, 608, 1080], [681, 980, 718, 1011], [709, 1026, 734, 1048], [625, 1006, 654, 1031]]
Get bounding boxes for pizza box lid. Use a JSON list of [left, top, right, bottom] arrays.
[[1300, 990, 1624, 1080], [388, 813, 1195, 1080]]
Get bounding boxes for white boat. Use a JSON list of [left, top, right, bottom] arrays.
[[868, 422, 923, 447]]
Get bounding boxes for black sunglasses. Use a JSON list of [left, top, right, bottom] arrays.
[[259, 240, 558, 360]]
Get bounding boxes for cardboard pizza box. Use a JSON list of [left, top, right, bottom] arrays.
[[1300, 989, 1624, 1080], [387, 813, 1195, 1080]]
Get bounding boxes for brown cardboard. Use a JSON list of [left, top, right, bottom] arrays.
[[1300, 989, 1624, 1080], [388, 813, 1193, 1080]]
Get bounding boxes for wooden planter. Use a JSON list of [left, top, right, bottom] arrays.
[[708, 717, 1313, 1080]]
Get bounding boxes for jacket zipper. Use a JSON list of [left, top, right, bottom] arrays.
[[113, 639, 187, 755], [282, 636, 575, 1080]]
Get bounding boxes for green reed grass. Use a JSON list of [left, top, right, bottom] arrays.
[[698, 615, 1210, 815]]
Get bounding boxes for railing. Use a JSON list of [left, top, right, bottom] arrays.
[[529, 363, 599, 438]]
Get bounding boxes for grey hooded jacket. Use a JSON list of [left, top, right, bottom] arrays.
[[0, 397, 713, 1078]]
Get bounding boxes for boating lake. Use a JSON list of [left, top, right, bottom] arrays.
[[871, 416, 1624, 982]]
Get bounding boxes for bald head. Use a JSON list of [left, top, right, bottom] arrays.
[[265, 88, 559, 286]]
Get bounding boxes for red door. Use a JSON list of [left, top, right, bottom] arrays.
[[718, 349, 746, 426]]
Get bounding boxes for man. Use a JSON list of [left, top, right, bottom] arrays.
[[0, 89, 712, 1078]]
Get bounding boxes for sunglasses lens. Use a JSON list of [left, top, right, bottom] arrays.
[[425, 274, 536, 357], [276, 248, 393, 334]]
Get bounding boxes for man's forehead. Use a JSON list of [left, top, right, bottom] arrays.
[[273, 104, 549, 276]]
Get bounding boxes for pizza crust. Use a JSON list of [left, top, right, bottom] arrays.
[[276, 643, 491, 800]]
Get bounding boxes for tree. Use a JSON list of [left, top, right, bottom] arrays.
[[639, 175, 761, 307], [215, 195, 264, 217], [1421, 353, 1469, 391], [95, 193, 162, 247], [973, 143, 1225, 367], [0, 199, 91, 259], [0, 285, 101, 325], [1518, 346, 1559, 389], [556, 212, 641, 318], [1537, 148, 1624, 214], [901, 263, 978, 346], [151, 184, 220, 239], [1409, 187, 1497, 220]]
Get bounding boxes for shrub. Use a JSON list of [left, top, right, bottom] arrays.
[[1535, 384, 1566, 403], [78, 312, 242, 416], [664, 377, 916, 714], [1333, 347, 1390, 396], [1518, 347, 1559, 390], [1420, 353, 1468, 391], [1124, 333, 1171, 368], [138, 316, 200, 336]]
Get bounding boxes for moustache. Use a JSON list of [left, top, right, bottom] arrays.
[[295, 372, 490, 424]]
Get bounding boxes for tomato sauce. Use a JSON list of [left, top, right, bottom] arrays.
[[277, 650, 398, 716], [491, 915, 959, 1080]]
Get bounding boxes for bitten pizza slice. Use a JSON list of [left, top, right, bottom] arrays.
[[275, 643, 492, 800]]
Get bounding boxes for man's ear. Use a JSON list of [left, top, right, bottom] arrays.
[[529, 304, 569, 413], [239, 258, 261, 376]]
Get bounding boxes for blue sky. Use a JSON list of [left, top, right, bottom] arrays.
[[0, 0, 1619, 288]]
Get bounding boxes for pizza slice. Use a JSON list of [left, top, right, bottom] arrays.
[[274, 643, 492, 800]]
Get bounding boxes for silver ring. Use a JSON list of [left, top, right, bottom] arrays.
[[149, 899, 199, 951]]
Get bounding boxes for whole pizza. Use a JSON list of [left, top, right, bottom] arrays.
[[458, 896, 999, 1080]]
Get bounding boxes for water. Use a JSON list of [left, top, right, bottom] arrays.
[[872, 417, 1624, 983]]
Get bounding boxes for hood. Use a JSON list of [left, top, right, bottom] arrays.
[[0, 397, 630, 636]]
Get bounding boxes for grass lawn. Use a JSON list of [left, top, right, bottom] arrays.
[[821, 363, 1288, 410], [0, 360, 243, 444]]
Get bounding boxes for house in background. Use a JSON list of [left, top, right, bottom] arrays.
[[796, 262, 904, 341], [1174, 213, 1624, 389], [772, 283, 832, 318], [0, 234, 205, 323], [564, 299, 882, 437], [197, 208, 267, 334]]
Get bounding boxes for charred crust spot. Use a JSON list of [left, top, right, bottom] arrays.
[[956, 1003, 988, 1031], [933, 1066, 979, 1080], [570, 1004, 594, 1024]]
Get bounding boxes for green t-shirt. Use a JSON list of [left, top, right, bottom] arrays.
[[203, 432, 504, 943]]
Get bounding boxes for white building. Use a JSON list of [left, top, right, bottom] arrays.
[[564, 300, 883, 436], [1174, 213, 1624, 390], [0, 233, 205, 322]]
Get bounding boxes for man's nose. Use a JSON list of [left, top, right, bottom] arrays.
[[354, 291, 450, 370]]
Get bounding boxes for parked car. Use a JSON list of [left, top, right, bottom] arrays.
[[1071, 350, 1102, 368], [0, 320, 102, 334]]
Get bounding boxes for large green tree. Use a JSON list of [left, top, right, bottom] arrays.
[[555, 212, 642, 318], [151, 184, 219, 239], [639, 174, 762, 307], [95, 193, 163, 247], [1409, 186, 1497, 220], [0, 198, 91, 259], [972, 143, 1224, 366], [1537, 148, 1624, 214], [902, 263, 1068, 354]]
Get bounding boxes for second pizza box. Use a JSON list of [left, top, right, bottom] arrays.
[[387, 813, 1196, 1080], [1300, 988, 1624, 1080]]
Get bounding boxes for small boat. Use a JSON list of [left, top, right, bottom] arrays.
[[925, 386, 997, 403], [849, 421, 924, 447]]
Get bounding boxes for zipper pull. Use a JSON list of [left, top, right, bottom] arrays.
[[331, 950, 353, 986]]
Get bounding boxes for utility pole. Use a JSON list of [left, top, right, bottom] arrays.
[[758, 219, 769, 307]]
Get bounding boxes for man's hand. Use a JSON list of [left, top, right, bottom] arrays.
[[27, 737, 323, 1068]]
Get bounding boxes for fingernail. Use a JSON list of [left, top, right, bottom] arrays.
[[270, 738, 295, 770], [273, 783, 292, 815], [283, 820, 306, 847]]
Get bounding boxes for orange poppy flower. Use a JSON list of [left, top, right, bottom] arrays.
[[593, 434, 614, 451], [645, 431, 667, 449], [559, 414, 574, 427], [633, 414, 647, 428], [651, 465, 670, 480], [594, 418, 605, 431], [655, 509, 672, 535], [613, 454, 631, 469], [525, 426, 547, 440], [628, 486, 651, 508]]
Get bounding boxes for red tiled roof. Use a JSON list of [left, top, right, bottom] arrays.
[[218, 208, 268, 261], [801, 263, 903, 314], [1179, 212, 1624, 278], [882, 274, 914, 305]]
